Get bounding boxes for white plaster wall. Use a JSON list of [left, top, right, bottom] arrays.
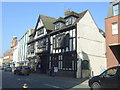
[[35, 19, 47, 39], [17, 30, 30, 63], [76, 11, 106, 78], [0, 58, 3, 66], [13, 45, 18, 67], [36, 19, 44, 30]]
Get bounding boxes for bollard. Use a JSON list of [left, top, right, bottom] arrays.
[[22, 83, 29, 88]]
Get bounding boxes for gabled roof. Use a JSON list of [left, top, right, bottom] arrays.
[[73, 10, 88, 24], [40, 14, 57, 31], [53, 10, 88, 26], [99, 28, 105, 37], [53, 17, 65, 24]]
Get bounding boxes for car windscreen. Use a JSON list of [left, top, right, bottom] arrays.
[[22, 66, 29, 69]]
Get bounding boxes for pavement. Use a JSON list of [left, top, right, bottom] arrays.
[[72, 79, 89, 88]]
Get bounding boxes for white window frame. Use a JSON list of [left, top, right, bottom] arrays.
[[113, 4, 119, 16], [55, 23, 60, 30], [112, 22, 118, 35]]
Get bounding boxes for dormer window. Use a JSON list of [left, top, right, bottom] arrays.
[[113, 4, 119, 16], [37, 27, 44, 36], [66, 17, 72, 25], [55, 22, 65, 30], [65, 16, 77, 26], [55, 23, 60, 30]]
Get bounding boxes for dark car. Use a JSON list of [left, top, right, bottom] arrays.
[[89, 66, 120, 89], [4, 66, 12, 72], [14, 66, 31, 75]]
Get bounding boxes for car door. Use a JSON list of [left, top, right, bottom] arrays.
[[117, 67, 120, 88], [100, 67, 119, 88]]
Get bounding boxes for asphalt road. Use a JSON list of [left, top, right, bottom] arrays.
[[2, 70, 89, 89]]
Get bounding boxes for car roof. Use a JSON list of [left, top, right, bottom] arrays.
[[6, 67, 11, 68], [16, 66, 29, 67], [108, 66, 120, 69]]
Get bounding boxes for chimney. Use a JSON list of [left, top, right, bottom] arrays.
[[64, 9, 71, 16]]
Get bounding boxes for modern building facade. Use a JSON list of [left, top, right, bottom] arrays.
[[0, 57, 3, 66], [13, 45, 18, 67], [3, 36, 17, 67], [105, 0, 120, 68], [13, 29, 34, 66], [28, 10, 106, 78], [3, 50, 12, 66]]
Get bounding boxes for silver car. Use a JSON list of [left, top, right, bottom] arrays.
[[14, 66, 31, 75]]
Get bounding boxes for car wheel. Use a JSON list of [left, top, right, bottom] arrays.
[[92, 82, 101, 90]]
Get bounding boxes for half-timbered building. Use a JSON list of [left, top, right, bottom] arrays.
[[28, 10, 106, 78], [27, 15, 56, 73], [49, 10, 106, 78]]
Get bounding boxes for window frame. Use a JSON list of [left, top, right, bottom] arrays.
[[37, 39, 46, 49], [37, 27, 44, 36], [113, 3, 119, 16], [112, 22, 118, 35], [65, 17, 72, 26], [102, 67, 118, 78], [55, 23, 60, 30]]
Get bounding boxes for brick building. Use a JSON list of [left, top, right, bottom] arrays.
[[105, 0, 120, 68], [3, 36, 17, 66]]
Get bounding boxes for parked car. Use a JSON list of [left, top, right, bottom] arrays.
[[14, 66, 31, 75], [89, 66, 120, 89], [0, 66, 4, 70], [4, 66, 12, 72]]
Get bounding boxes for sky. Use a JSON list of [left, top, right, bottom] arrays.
[[1, 2, 109, 56]]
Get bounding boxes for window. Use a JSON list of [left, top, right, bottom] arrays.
[[66, 17, 72, 25], [63, 54, 73, 68], [29, 35, 33, 42], [65, 16, 77, 25], [65, 33, 70, 47], [53, 38, 56, 49], [55, 22, 64, 30], [55, 34, 65, 48], [37, 39, 46, 49], [37, 28, 44, 36], [113, 4, 119, 16], [63, 60, 72, 68], [31, 44, 34, 53], [72, 17, 77, 24], [103, 68, 118, 78], [27, 44, 34, 54], [55, 23, 60, 30], [112, 22, 118, 35]]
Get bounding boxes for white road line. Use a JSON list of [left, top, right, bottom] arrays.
[[44, 84, 60, 88]]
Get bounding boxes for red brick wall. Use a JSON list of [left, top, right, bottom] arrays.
[[105, 15, 120, 68]]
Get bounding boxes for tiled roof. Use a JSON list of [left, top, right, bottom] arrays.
[[99, 28, 105, 37], [40, 14, 57, 31], [53, 10, 88, 25], [53, 17, 65, 24]]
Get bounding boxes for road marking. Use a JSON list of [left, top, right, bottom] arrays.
[[44, 84, 60, 88]]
